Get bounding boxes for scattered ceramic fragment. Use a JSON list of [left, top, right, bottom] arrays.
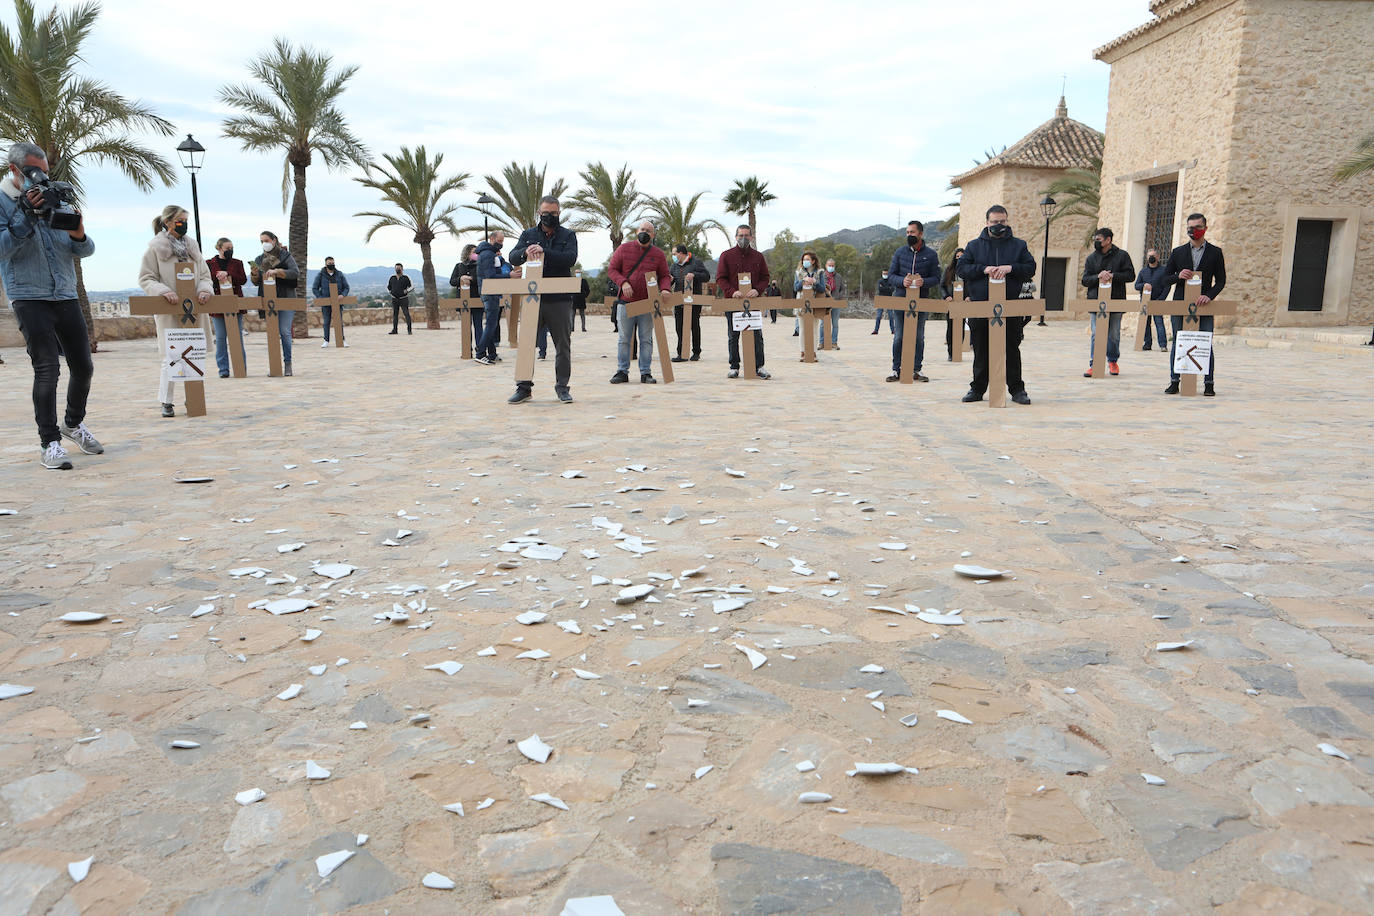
[[349, 721, 368, 730], [67, 857, 92, 883], [518, 734, 554, 763], [301, 629, 323, 642], [264, 597, 316, 616], [522, 544, 566, 561], [277, 542, 306, 553], [356, 834, 369, 846], [847, 762, 906, 776], [917, 611, 965, 626], [617, 584, 655, 602], [1141, 772, 1167, 786], [735, 644, 767, 670], [556, 620, 582, 635], [562, 896, 626, 916], [191, 603, 215, 618], [899, 713, 919, 727], [713, 598, 749, 614], [694, 765, 714, 780], [315, 850, 353, 878], [795, 760, 817, 773], [1318, 743, 1351, 761], [306, 760, 331, 779], [1170, 555, 1189, 563], [423, 872, 456, 890], [1155, 640, 1195, 652], [276, 684, 303, 701], [866, 605, 907, 616], [235, 788, 266, 806], [170, 740, 201, 749], [530, 792, 569, 811], [173, 475, 213, 483], [476, 797, 495, 810], [936, 710, 973, 725], [0, 684, 35, 699], [724, 468, 746, 478], [953, 564, 1007, 579], [308, 664, 327, 676], [859, 664, 885, 674], [686, 699, 711, 708], [515, 610, 548, 625], [424, 661, 463, 676], [871, 701, 886, 712], [476, 646, 497, 657], [0, 508, 16, 515], [313, 563, 356, 580], [444, 802, 465, 816], [516, 649, 551, 660], [878, 542, 907, 551], [59, 611, 106, 623], [798, 792, 833, 804], [572, 668, 602, 680], [560, 470, 585, 479]]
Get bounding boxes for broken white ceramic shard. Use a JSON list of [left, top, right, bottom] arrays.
[[59, 611, 106, 623], [276, 684, 303, 701], [694, 765, 714, 780], [518, 734, 554, 763], [866, 605, 906, 616], [306, 760, 331, 780], [313, 563, 356, 580], [798, 792, 833, 804], [572, 668, 602, 680], [556, 620, 582, 635], [724, 467, 746, 478], [713, 598, 748, 614], [848, 762, 906, 776], [1155, 640, 1195, 652], [356, 834, 369, 846], [191, 603, 215, 619], [1318, 743, 1351, 761], [796, 760, 816, 773], [560, 470, 585, 479], [170, 740, 201, 749], [617, 584, 655, 602], [349, 721, 367, 730], [516, 649, 551, 660], [859, 664, 885, 674], [423, 872, 456, 890], [235, 788, 266, 806], [277, 542, 306, 553], [917, 611, 965, 626], [315, 850, 353, 878], [264, 597, 316, 616], [476, 646, 497, 657], [936, 709, 973, 725], [878, 542, 907, 551], [953, 564, 1007, 578], [308, 664, 327, 676], [424, 660, 463, 676], [899, 713, 919, 728], [515, 610, 548, 625], [778, 483, 795, 491], [301, 629, 322, 642], [871, 701, 886, 712], [1141, 772, 1167, 786], [735, 644, 767, 670], [174, 475, 213, 483], [67, 856, 93, 883], [562, 896, 626, 916], [1170, 555, 1189, 563], [444, 802, 465, 816], [522, 544, 566, 561], [530, 792, 569, 811], [0, 684, 35, 700], [0, 508, 16, 515]]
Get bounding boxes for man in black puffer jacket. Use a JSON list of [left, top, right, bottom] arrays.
[[956, 204, 1037, 404]]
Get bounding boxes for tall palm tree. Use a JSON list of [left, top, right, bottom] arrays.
[[936, 203, 961, 264], [1044, 154, 1102, 245], [643, 192, 728, 254], [354, 146, 468, 330], [722, 176, 777, 242], [462, 161, 569, 234], [0, 0, 176, 351], [1335, 130, 1374, 180], [220, 38, 368, 336], [569, 162, 642, 248]]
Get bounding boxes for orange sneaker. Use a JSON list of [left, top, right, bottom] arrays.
[[1083, 367, 1093, 377], [1109, 361, 1120, 375]]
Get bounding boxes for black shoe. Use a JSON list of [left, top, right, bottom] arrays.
[[1141, 345, 1153, 351], [610, 370, 629, 384], [1204, 383, 1216, 397], [961, 390, 983, 403], [388, 330, 398, 335], [689, 354, 700, 361], [219, 371, 229, 378], [538, 353, 547, 360], [508, 388, 531, 404], [556, 388, 573, 403], [671, 356, 687, 363], [914, 373, 929, 382], [407, 329, 412, 335], [641, 373, 657, 384], [792, 330, 799, 336], [885, 373, 900, 383], [728, 369, 739, 379], [1164, 381, 1180, 394], [1011, 390, 1032, 405], [161, 402, 175, 417]]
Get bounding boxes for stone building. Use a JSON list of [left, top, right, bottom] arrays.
[[1095, 0, 1374, 328], [950, 97, 1103, 313]]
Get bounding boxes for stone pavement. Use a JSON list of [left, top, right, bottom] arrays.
[[1, 316, 1372, 915]]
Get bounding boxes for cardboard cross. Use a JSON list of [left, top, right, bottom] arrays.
[[128, 261, 239, 416], [946, 278, 1046, 408], [255, 278, 304, 377], [795, 280, 830, 363], [1064, 282, 1125, 379], [315, 276, 358, 349], [480, 261, 581, 383], [706, 272, 780, 380], [1146, 277, 1237, 397], [438, 275, 482, 359], [623, 271, 676, 383], [208, 291, 249, 379], [872, 289, 930, 383], [658, 275, 707, 360], [1132, 290, 1154, 351]]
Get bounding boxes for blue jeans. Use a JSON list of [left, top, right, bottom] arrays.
[[873, 310, 896, 333], [276, 310, 294, 362], [616, 303, 653, 374], [1170, 314, 1214, 383], [1143, 312, 1168, 348], [468, 308, 484, 354], [891, 310, 926, 376], [476, 295, 502, 359], [1089, 312, 1122, 365], [211, 313, 244, 374], [827, 305, 841, 344]]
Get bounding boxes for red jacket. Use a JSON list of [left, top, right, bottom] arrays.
[[714, 245, 770, 298], [207, 255, 248, 297], [607, 241, 672, 303]]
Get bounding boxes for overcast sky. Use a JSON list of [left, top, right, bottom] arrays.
[[17, 0, 1151, 289]]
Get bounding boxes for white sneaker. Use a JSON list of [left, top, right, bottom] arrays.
[[343, 341, 350, 348], [41, 441, 73, 470], [59, 422, 103, 454], [321, 340, 329, 348]]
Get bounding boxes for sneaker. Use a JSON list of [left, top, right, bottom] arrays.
[[757, 369, 771, 380], [1109, 361, 1120, 376], [321, 340, 329, 347], [914, 372, 929, 383], [162, 402, 175, 418], [885, 373, 900, 383], [610, 370, 629, 384], [640, 373, 657, 384], [1204, 383, 1216, 397], [41, 441, 73, 470], [1141, 345, 1153, 351], [689, 354, 700, 361], [792, 330, 799, 337], [1011, 391, 1032, 405], [871, 331, 879, 335], [1083, 367, 1094, 377], [343, 341, 350, 348], [492, 355, 504, 363], [961, 390, 983, 403], [538, 353, 547, 360], [508, 388, 531, 404], [474, 355, 492, 365], [219, 371, 229, 378], [833, 344, 840, 350], [284, 362, 293, 377], [1164, 381, 1180, 394], [556, 388, 574, 403], [60, 423, 103, 455], [728, 369, 740, 379]]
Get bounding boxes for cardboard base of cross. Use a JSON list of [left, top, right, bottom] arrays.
[[946, 278, 1046, 408], [258, 279, 303, 377]]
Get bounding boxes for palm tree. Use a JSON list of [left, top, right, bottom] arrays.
[[569, 162, 642, 248], [0, 0, 176, 351], [1044, 154, 1102, 246], [722, 176, 777, 241], [354, 146, 468, 330], [220, 38, 368, 336], [461, 161, 569, 234], [643, 192, 728, 254], [1335, 130, 1374, 181], [935, 198, 961, 264]]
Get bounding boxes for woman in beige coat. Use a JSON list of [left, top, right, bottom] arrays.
[[138, 205, 213, 417]]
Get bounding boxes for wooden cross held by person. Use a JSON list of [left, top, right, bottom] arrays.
[[624, 271, 676, 383], [796, 278, 829, 363], [708, 271, 779, 380], [1146, 276, 1237, 397], [128, 261, 239, 416], [1132, 289, 1153, 351], [438, 275, 482, 359], [872, 288, 929, 384], [951, 280, 971, 360], [658, 275, 704, 361], [257, 277, 304, 377], [481, 261, 581, 384], [316, 276, 358, 349], [946, 278, 1046, 408], [1064, 281, 1124, 379]]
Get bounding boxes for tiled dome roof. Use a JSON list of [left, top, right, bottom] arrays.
[[951, 97, 1104, 185]]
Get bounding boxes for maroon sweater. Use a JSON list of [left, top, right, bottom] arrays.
[[607, 241, 672, 303], [715, 245, 770, 298]]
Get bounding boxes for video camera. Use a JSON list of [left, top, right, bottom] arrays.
[[19, 166, 81, 232]]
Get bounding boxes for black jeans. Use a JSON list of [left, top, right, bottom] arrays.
[[726, 316, 765, 370], [674, 304, 702, 357], [391, 299, 412, 332], [517, 301, 573, 391], [13, 298, 93, 446], [968, 315, 1028, 396]]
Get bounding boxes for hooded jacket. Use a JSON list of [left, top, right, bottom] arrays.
[[476, 240, 507, 287], [312, 267, 350, 298], [956, 227, 1036, 301]]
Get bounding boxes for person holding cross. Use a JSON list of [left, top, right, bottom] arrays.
[[474, 230, 506, 364], [942, 247, 965, 360], [792, 251, 827, 339], [957, 205, 1037, 404], [1162, 213, 1225, 396], [1080, 227, 1136, 377], [139, 205, 214, 417], [207, 238, 248, 375], [250, 231, 299, 375], [312, 256, 351, 347], [608, 219, 670, 384], [1, 140, 100, 469], [1134, 247, 1170, 351], [885, 220, 940, 383], [716, 224, 771, 380], [670, 244, 709, 361], [506, 195, 579, 403]]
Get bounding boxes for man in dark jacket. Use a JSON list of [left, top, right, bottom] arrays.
[[1162, 212, 1226, 396], [387, 262, 413, 334], [885, 220, 941, 382], [474, 231, 506, 363], [1080, 227, 1136, 376], [1134, 248, 1169, 350], [716, 224, 771, 379], [311, 256, 350, 347], [956, 205, 1037, 404], [507, 196, 578, 403], [670, 243, 710, 362], [874, 269, 894, 334]]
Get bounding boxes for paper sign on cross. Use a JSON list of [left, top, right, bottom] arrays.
[[481, 261, 581, 383], [438, 276, 482, 359], [871, 288, 930, 383], [129, 261, 242, 416], [1146, 276, 1237, 397], [946, 278, 1046, 408], [254, 278, 304, 377], [1064, 282, 1124, 379], [623, 271, 676, 383], [316, 277, 357, 349]]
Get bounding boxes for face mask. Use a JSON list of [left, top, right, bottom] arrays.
[[637, 231, 652, 245], [826, 266, 835, 273], [988, 224, 1010, 239], [1147, 256, 1158, 266], [396, 269, 403, 275], [881, 274, 888, 280], [539, 212, 559, 228], [736, 238, 751, 250], [262, 241, 274, 253], [172, 220, 188, 236], [470, 253, 478, 261], [908, 236, 920, 248], [1092, 240, 1104, 253], [802, 259, 812, 269], [326, 264, 335, 272], [1188, 226, 1206, 241], [222, 248, 234, 260]]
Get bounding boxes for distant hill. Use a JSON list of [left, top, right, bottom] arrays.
[[796, 223, 950, 254]]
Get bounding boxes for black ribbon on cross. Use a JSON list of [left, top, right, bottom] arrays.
[[906, 299, 920, 318], [1187, 301, 1199, 326], [1097, 302, 1109, 319], [265, 298, 277, 317], [652, 297, 663, 320], [524, 280, 539, 306], [179, 298, 196, 326], [802, 298, 813, 315], [991, 302, 1004, 326]]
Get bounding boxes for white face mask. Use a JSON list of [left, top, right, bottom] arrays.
[[262, 241, 274, 253]]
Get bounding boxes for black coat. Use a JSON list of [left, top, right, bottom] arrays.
[[508, 223, 579, 305], [669, 255, 711, 293], [956, 228, 1036, 301], [449, 259, 479, 294], [387, 273, 413, 301], [1162, 241, 1226, 300], [1081, 245, 1136, 300]]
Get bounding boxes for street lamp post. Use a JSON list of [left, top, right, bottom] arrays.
[[176, 134, 206, 249], [476, 192, 496, 241], [1038, 194, 1059, 325]]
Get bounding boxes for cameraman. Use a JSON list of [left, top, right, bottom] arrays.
[[1, 141, 100, 470]]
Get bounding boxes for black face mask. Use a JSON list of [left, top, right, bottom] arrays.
[[222, 248, 233, 260], [1093, 241, 1104, 253], [637, 231, 652, 245], [540, 212, 559, 228], [326, 265, 335, 272], [396, 269, 403, 275], [1147, 256, 1158, 266], [988, 224, 1010, 239], [907, 235, 921, 248], [172, 221, 188, 236]]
